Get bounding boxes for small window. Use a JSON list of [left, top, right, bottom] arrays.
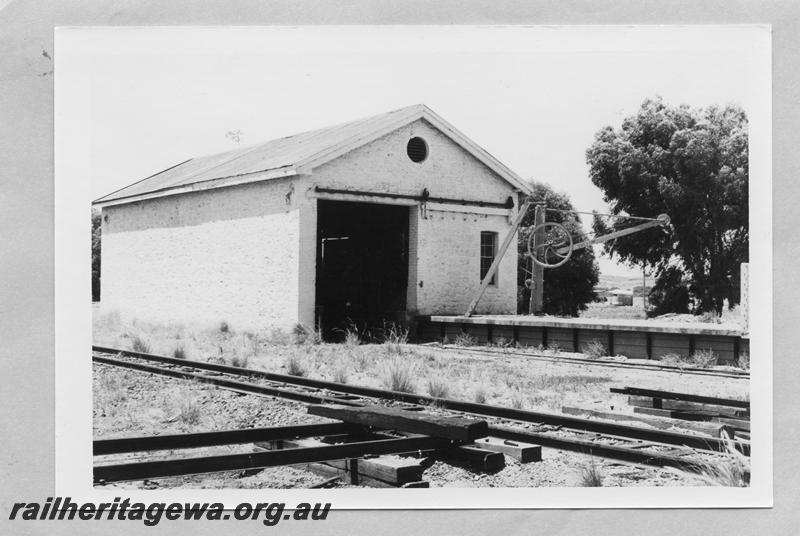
[[480, 231, 498, 285], [407, 137, 428, 162]]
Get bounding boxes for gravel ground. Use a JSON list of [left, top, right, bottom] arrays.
[[93, 364, 705, 490]]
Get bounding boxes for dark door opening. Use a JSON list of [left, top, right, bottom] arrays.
[[316, 200, 409, 341]]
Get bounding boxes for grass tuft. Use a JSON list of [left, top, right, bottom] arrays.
[[510, 389, 526, 409], [579, 459, 604, 487], [380, 357, 416, 393], [426, 376, 450, 399], [230, 354, 250, 369], [491, 336, 513, 349], [173, 344, 187, 360], [129, 334, 150, 353], [293, 324, 322, 345], [382, 323, 408, 354], [333, 365, 349, 384], [178, 398, 201, 425], [453, 331, 477, 347], [343, 326, 361, 347], [582, 339, 606, 359], [97, 373, 128, 411], [473, 384, 488, 404], [268, 328, 292, 345], [681, 437, 750, 487], [286, 352, 307, 377]]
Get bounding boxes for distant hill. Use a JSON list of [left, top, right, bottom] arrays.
[[597, 274, 643, 291]]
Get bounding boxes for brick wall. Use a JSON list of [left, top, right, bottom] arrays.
[[101, 178, 301, 332], [301, 118, 520, 321], [414, 208, 517, 315]]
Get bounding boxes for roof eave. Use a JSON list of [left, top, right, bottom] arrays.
[[92, 166, 299, 208]]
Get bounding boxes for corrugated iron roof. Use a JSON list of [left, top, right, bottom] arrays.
[[94, 104, 529, 205]]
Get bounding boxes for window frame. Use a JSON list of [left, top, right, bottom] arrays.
[[479, 231, 499, 286]]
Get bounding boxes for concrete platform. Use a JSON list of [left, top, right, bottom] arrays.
[[416, 315, 748, 365]]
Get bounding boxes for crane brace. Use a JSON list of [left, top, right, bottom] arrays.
[[464, 205, 669, 317]]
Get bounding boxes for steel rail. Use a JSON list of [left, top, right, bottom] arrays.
[[428, 344, 749, 379], [94, 435, 454, 483], [93, 346, 748, 455], [94, 422, 356, 455], [488, 425, 746, 477], [93, 354, 360, 406]]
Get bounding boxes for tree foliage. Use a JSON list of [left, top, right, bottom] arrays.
[[92, 209, 101, 302], [517, 182, 600, 316], [586, 97, 748, 314], [646, 266, 690, 316]]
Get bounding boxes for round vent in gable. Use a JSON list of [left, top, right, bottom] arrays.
[[406, 137, 428, 163]]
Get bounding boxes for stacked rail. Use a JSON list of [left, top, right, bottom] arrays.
[[610, 386, 751, 440]]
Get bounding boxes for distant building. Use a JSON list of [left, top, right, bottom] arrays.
[[606, 289, 634, 306]]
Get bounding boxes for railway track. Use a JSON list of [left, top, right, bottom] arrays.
[[421, 343, 750, 379], [92, 345, 749, 481]]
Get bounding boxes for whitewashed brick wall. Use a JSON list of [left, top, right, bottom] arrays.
[[414, 208, 517, 315], [301, 118, 520, 320], [101, 178, 301, 332]]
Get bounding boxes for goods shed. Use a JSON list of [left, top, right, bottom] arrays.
[[94, 104, 531, 337]]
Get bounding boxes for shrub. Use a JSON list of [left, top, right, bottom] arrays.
[[690, 349, 718, 368], [426, 376, 450, 399], [579, 460, 604, 487], [737, 352, 750, 371], [380, 357, 416, 393], [582, 339, 606, 359], [173, 344, 186, 360], [659, 353, 685, 369]]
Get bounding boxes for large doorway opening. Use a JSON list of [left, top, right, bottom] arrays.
[[316, 200, 409, 341]]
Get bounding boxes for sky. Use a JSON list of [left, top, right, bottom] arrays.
[[60, 26, 765, 277]]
